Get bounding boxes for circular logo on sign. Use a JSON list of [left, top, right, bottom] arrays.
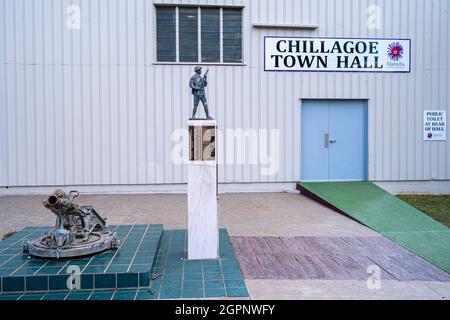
[[428, 132, 433, 139], [387, 42, 404, 61]]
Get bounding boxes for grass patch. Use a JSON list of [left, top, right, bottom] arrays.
[[1, 230, 17, 240], [397, 195, 450, 228]]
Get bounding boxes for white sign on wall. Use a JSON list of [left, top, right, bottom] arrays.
[[264, 37, 411, 73], [424, 110, 446, 141]]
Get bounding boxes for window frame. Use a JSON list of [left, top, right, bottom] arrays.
[[154, 4, 245, 66]]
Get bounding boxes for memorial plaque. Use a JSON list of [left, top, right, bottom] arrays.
[[189, 125, 216, 161]]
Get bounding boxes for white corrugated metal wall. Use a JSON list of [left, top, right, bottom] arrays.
[[0, 0, 449, 188]]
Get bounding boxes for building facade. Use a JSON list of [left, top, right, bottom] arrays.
[[0, 0, 449, 194]]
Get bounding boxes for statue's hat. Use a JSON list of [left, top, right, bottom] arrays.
[[194, 66, 202, 72]]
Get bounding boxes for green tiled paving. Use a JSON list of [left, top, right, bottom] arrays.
[[298, 182, 450, 273], [0, 228, 248, 300], [148, 229, 248, 299], [0, 224, 163, 293], [12, 289, 140, 300]]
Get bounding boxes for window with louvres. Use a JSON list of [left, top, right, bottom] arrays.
[[156, 6, 243, 64]]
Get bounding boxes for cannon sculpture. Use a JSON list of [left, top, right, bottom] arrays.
[[23, 189, 119, 259]]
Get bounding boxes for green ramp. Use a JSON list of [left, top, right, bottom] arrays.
[[298, 181, 450, 274]]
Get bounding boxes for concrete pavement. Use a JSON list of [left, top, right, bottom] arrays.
[[0, 192, 448, 299]]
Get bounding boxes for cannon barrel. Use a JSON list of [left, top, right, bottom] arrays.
[[43, 189, 79, 215]]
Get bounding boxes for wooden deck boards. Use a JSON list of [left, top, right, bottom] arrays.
[[231, 236, 450, 281], [273, 254, 308, 279], [256, 254, 289, 279], [231, 237, 266, 278]]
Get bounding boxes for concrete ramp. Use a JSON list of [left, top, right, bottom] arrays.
[[297, 182, 450, 274]]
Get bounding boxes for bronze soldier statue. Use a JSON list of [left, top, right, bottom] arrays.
[[189, 66, 213, 120]]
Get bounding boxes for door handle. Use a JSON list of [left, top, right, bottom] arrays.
[[329, 140, 337, 144], [324, 133, 329, 149]]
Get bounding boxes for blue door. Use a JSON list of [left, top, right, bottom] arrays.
[[301, 100, 368, 181]]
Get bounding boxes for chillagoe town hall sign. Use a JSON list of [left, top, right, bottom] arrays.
[[265, 37, 411, 73]]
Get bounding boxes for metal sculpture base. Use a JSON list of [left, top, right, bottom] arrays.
[[24, 230, 118, 259], [189, 116, 214, 121]]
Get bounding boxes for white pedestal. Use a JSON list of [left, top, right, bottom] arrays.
[[187, 120, 218, 260]]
